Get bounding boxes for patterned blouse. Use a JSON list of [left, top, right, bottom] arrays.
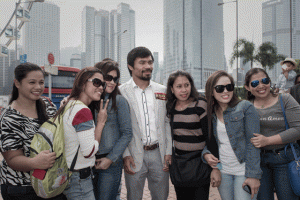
[[171, 97, 208, 154], [0, 97, 56, 186]]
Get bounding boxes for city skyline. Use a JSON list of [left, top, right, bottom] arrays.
[[1, 0, 263, 68]]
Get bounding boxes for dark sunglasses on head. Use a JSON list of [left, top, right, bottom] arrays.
[[87, 78, 106, 89], [250, 78, 270, 88], [104, 74, 119, 83], [214, 84, 235, 93]]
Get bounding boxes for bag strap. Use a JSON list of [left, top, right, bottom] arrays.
[[69, 145, 80, 172], [281, 95, 300, 159]]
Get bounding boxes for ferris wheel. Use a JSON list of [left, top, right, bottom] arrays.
[[0, 0, 44, 57]]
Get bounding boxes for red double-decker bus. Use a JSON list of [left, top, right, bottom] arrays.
[[41, 66, 80, 108]]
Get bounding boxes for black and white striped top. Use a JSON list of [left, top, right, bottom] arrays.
[[171, 98, 208, 154], [0, 97, 56, 186]]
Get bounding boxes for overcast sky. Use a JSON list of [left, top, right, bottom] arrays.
[[0, 0, 263, 67]]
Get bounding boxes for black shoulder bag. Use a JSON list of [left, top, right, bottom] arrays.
[[169, 112, 211, 188]]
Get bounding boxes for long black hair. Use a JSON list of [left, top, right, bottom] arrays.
[[54, 67, 104, 120], [166, 70, 199, 117], [94, 60, 121, 111], [244, 68, 276, 100], [10, 62, 48, 123], [205, 70, 240, 137]]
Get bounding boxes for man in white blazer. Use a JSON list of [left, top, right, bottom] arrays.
[[119, 47, 172, 200]]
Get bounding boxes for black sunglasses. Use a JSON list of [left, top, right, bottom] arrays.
[[87, 78, 106, 89], [250, 78, 270, 88], [104, 74, 119, 83], [214, 84, 235, 93]]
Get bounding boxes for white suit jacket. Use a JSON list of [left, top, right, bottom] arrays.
[[119, 79, 172, 172]]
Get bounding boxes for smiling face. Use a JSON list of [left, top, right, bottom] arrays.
[[15, 70, 45, 102], [171, 75, 191, 102], [213, 76, 233, 107], [245, 71, 271, 99], [82, 73, 104, 103], [129, 56, 153, 81], [105, 70, 118, 94]]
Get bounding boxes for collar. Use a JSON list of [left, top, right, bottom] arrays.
[[212, 105, 236, 120], [131, 78, 153, 90]]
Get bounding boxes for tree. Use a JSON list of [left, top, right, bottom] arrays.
[[230, 39, 255, 68], [230, 39, 286, 71], [255, 42, 285, 70]]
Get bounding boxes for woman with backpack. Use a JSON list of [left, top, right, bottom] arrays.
[[92, 60, 132, 200], [54, 67, 108, 200], [0, 63, 65, 200]]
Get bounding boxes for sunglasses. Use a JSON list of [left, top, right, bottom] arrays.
[[87, 78, 106, 89], [250, 78, 270, 88], [104, 74, 119, 83], [214, 84, 235, 93]]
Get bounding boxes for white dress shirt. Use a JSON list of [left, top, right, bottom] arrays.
[[131, 79, 158, 145]]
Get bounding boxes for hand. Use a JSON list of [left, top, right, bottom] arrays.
[[95, 157, 113, 170], [204, 153, 220, 168], [163, 155, 171, 172], [274, 88, 279, 94], [97, 99, 109, 126], [60, 96, 69, 107], [251, 133, 269, 148], [123, 156, 136, 175], [242, 178, 260, 199], [33, 150, 56, 169], [210, 168, 221, 187]]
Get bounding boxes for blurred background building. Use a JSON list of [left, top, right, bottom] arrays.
[[163, 0, 224, 89]]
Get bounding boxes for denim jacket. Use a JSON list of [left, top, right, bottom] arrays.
[[203, 100, 262, 179], [97, 94, 133, 163]]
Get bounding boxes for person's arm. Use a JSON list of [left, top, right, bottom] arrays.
[[243, 102, 262, 199], [2, 149, 56, 172], [243, 102, 262, 179], [287, 70, 297, 81], [106, 96, 133, 163], [0, 117, 56, 171], [72, 106, 105, 158]]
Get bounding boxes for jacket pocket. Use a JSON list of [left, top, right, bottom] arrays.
[[229, 111, 244, 136]]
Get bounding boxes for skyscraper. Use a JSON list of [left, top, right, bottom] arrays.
[[95, 9, 109, 63], [0, 50, 17, 95], [114, 3, 135, 83], [22, 1, 60, 66], [163, 0, 224, 89], [82, 3, 135, 83], [82, 6, 95, 68], [262, 0, 300, 81]]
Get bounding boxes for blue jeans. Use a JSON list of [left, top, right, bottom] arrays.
[[93, 159, 122, 200], [218, 173, 256, 200], [257, 145, 300, 200], [63, 172, 95, 200]]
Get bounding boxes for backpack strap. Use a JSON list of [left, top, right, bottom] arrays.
[[69, 146, 80, 172]]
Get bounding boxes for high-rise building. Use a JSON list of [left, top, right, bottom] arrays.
[[70, 53, 81, 69], [95, 9, 109, 63], [0, 50, 17, 95], [82, 6, 95, 68], [22, 2, 60, 66], [82, 3, 135, 82], [152, 52, 159, 81], [262, 0, 300, 82], [163, 0, 224, 89], [60, 46, 81, 66]]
